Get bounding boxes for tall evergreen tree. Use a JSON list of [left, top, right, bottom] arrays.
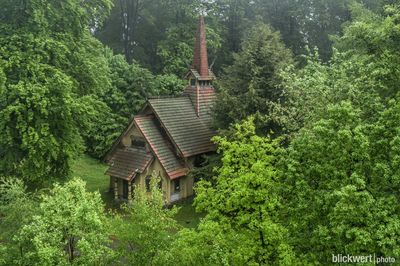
[[214, 22, 293, 134]]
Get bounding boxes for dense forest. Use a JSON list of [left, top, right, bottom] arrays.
[[1, 0, 400, 265]]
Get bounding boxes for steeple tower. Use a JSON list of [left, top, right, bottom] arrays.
[[192, 16, 210, 78], [183, 15, 216, 118], [185, 16, 215, 86]]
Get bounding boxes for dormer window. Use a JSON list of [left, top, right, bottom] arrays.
[[190, 78, 196, 86]]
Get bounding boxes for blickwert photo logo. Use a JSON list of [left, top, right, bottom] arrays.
[[332, 254, 396, 264]]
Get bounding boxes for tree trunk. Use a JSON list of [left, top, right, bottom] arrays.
[[119, 0, 142, 63], [68, 237, 75, 263]]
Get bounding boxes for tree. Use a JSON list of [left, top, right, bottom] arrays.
[[15, 178, 112, 265], [273, 5, 400, 262], [335, 3, 400, 99], [0, 0, 114, 183], [112, 174, 179, 265], [74, 95, 126, 159], [282, 101, 400, 263], [274, 3, 400, 136], [0, 0, 128, 181], [160, 118, 296, 265], [0, 177, 37, 265], [0, 61, 83, 185], [214, 22, 293, 134]]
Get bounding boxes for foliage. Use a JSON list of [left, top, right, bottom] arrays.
[[104, 51, 186, 119], [0, 177, 37, 265], [15, 178, 112, 265], [214, 22, 293, 134], [157, 18, 222, 76], [97, 0, 222, 74], [161, 118, 296, 265], [0, 0, 112, 34], [0, 0, 113, 183], [97, 0, 390, 74], [0, 60, 83, 185], [335, 3, 400, 100], [283, 101, 400, 263], [275, 4, 400, 135], [74, 95, 125, 159], [112, 174, 179, 265]]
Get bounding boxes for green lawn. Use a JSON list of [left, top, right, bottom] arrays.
[[71, 155, 114, 209], [72, 155, 203, 228]]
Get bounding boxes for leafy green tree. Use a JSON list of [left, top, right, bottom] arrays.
[[15, 178, 112, 265], [0, 0, 115, 181], [275, 4, 400, 136], [274, 5, 400, 262], [161, 118, 296, 265], [0, 62, 83, 185], [335, 3, 400, 99], [0, 177, 37, 265], [215, 22, 293, 134], [74, 95, 126, 158], [283, 101, 400, 263], [112, 174, 179, 265], [104, 51, 186, 119]]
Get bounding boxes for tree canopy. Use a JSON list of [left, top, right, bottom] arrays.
[[1, 1, 400, 265]]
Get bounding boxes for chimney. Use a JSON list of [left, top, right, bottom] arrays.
[[192, 16, 209, 78]]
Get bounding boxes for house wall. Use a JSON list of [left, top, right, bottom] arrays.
[[109, 126, 199, 204], [135, 158, 171, 203]]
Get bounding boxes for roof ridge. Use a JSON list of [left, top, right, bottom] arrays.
[[134, 114, 154, 119], [148, 95, 189, 99]]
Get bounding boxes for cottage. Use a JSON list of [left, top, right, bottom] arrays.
[[105, 16, 216, 203]]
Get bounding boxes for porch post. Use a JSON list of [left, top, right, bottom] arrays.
[[128, 180, 132, 202], [114, 178, 118, 200]]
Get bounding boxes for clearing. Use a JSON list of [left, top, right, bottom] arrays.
[[71, 155, 204, 228]]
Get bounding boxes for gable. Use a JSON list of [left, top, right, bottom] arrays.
[[134, 115, 188, 180]]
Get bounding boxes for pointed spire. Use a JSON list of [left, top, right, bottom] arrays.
[[192, 16, 209, 77]]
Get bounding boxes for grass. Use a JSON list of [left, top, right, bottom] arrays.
[[71, 155, 114, 209], [72, 155, 203, 228], [174, 197, 205, 229]]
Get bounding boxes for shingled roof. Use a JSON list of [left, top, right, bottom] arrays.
[[134, 115, 188, 179], [106, 148, 153, 181], [148, 96, 216, 158]]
